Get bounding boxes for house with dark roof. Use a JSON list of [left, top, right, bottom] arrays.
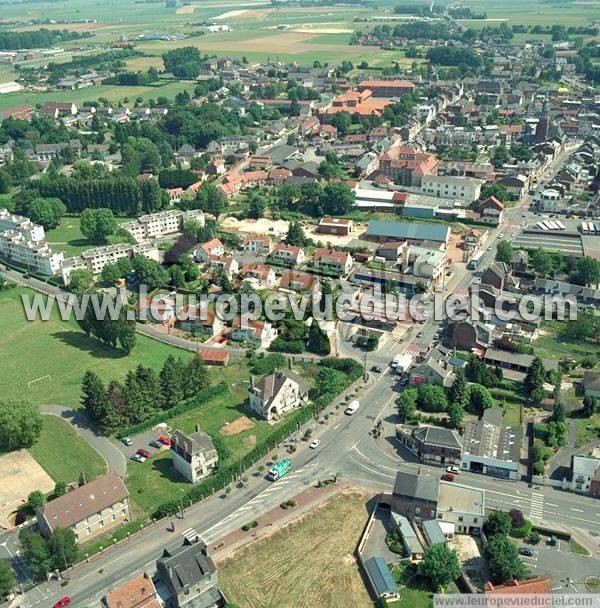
[[387, 471, 439, 521], [155, 541, 225, 608], [36, 472, 130, 545], [583, 371, 600, 399], [248, 369, 309, 421], [363, 557, 399, 601], [171, 426, 218, 484], [395, 425, 463, 466]]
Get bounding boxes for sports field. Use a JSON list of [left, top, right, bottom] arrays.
[[0, 284, 194, 408], [218, 491, 373, 608]]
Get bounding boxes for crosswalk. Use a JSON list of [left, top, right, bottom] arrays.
[[181, 527, 203, 544], [529, 492, 544, 521]]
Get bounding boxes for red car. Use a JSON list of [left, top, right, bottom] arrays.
[[441, 473, 455, 482], [158, 435, 171, 446], [136, 448, 152, 459], [217, 335, 228, 343], [54, 598, 71, 608]]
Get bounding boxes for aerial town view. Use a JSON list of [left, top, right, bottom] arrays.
[[0, 0, 599, 607]]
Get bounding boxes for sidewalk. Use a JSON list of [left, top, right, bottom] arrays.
[[210, 482, 349, 561]]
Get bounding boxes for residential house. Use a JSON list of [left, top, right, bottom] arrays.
[[583, 371, 600, 398], [155, 541, 225, 608], [386, 471, 439, 522], [240, 263, 276, 289], [36, 472, 130, 545], [312, 248, 353, 275], [171, 427, 218, 484], [176, 306, 223, 337], [474, 196, 504, 225], [316, 217, 354, 236], [242, 233, 271, 254], [270, 243, 305, 266], [278, 270, 320, 295], [570, 454, 600, 496], [410, 350, 455, 387], [484, 578, 552, 595], [102, 572, 161, 608], [210, 255, 238, 280], [230, 317, 275, 348], [436, 481, 484, 534], [194, 238, 225, 263], [480, 262, 514, 291], [388, 511, 425, 560], [248, 368, 308, 421], [420, 175, 483, 204]]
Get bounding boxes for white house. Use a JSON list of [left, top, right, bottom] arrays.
[[171, 426, 218, 484], [248, 369, 308, 421], [194, 237, 225, 262], [421, 175, 483, 204]]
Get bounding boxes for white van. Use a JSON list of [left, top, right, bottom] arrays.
[[345, 399, 360, 415]]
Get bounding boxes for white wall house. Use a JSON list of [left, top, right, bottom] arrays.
[[421, 175, 483, 203]]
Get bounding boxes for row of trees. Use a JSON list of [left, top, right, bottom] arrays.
[[81, 355, 210, 433], [20, 528, 78, 578], [483, 510, 527, 584]]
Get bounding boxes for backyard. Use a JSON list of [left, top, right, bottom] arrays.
[[386, 562, 434, 608], [29, 414, 107, 485], [217, 491, 373, 608]]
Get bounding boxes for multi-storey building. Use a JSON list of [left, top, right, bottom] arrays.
[[420, 175, 483, 203], [378, 146, 438, 187], [36, 472, 130, 545], [0, 208, 64, 275], [121, 209, 205, 244], [171, 427, 218, 484]]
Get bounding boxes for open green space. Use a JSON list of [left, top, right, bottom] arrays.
[[533, 321, 599, 361], [0, 284, 195, 408], [387, 562, 433, 608], [570, 412, 600, 448], [29, 414, 107, 485]]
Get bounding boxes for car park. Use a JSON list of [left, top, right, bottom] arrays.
[[158, 435, 171, 446], [121, 437, 133, 446], [131, 454, 146, 463], [149, 440, 161, 448], [309, 439, 321, 449]]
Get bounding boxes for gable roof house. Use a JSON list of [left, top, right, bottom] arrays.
[[395, 425, 463, 466], [230, 317, 275, 348], [248, 369, 309, 421], [312, 248, 353, 275], [270, 243, 305, 267], [155, 541, 225, 608], [36, 472, 130, 545], [387, 471, 439, 522], [171, 427, 218, 484], [102, 572, 162, 608], [194, 238, 225, 262]]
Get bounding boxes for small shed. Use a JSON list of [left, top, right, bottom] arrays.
[[364, 556, 399, 600]]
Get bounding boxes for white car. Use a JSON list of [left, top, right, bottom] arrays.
[[309, 439, 321, 449], [446, 465, 460, 474], [498, 233, 504, 238], [345, 400, 360, 415], [131, 454, 147, 463]]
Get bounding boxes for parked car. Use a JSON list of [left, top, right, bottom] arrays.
[[441, 473, 455, 482], [149, 440, 161, 448], [416, 331, 423, 338], [371, 365, 383, 374], [217, 335, 228, 343], [309, 439, 321, 449], [54, 598, 71, 608], [518, 547, 534, 557], [131, 454, 147, 463], [446, 466, 461, 474], [345, 400, 360, 415], [136, 448, 152, 459], [158, 435, 171, 446], [121, 437, 133, 446]]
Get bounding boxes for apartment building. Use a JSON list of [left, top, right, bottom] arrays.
[[36, 472, 130, 545], [420, 175, 483, 203], [61, 242, 159, 284], [379, 146, 438, 187], [357, 79, 415, 97], [171, 427, 218, 484], [0, 208, 64, 275], [121, 209, 205, 243]]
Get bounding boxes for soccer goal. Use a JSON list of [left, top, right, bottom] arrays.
[[27, 375, 51, 389]]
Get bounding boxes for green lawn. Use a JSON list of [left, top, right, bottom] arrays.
[[387, 562, 433, 608], [0, 284, 199, 408], [570, 539, 591, 557], [29, 414, 107, 485], [570, 412, 600, 448], [533, 321, 599, 361], [502, 402, 522, 427]]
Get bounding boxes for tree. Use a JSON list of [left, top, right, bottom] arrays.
[[247, 193, 266, 219], [99, 258, 133, 285], [447, 399, 465, 428], [509, 508, 525, 529], [185, 356, 210, 397], [68, 268, 94, 294], [546, 420, 568, 448], [0, 399, 42, 451], [47, 527, 78, 570], [80, 207, 118, 243], [485, 534, 526, 584], [551, 401, 566, 424], [195, 183, 227, 217], [421, 544, 461, 590], [27, 490, 45, 511], [484, 510, 512, 537], [468, 384, 494, 415], [496, 240, 513, 264], [397, 388, 418, 421], [20, 530, 52, 577], [160, 355, 186, 408], [28, 197, 66, 230], [0, 168, 12, 194], [81, 370, 110, 424], [285, 221, 308, 247], [417, 384, 448, 412], [529, 248, 555, 277], [316, 367, 346, 396], [307, 321, 331, 356], [320, 182, 355, 216], [53, 481, 67, 497], [448, 369, 467, 404], [570, 256, 600, 287], [132, 254, 167, 290], [524, 356, 545, 398], [0, 559, 15, 600], [583, 395, 600, 417]]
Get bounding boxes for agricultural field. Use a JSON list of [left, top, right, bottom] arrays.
[[0, 284, 197, 408], [218, 491, 373, 608], [29, 414, 107, 484]]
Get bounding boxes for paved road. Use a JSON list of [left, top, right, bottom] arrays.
[[40, 406, 126, 477]]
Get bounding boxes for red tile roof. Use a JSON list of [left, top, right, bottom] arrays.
[[484, 577, 552, 595]]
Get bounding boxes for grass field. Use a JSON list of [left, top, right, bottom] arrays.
[[29, 414, 107, 485], [0, 284, 195, 408], [387, 562, 434, 608], [45, 216, 135, 257], [217, 491, 373, 608]]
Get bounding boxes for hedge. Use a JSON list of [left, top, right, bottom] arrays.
[[116, 382, 228, 439], [150, 360, 360, 519], [511, 520, 533, 538]]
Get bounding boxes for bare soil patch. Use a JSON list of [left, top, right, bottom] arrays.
[[221, 416, 256, 437]]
